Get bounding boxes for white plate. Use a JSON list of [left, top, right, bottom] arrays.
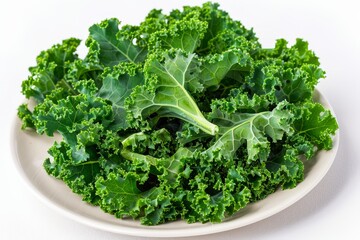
[[11, 89, 339, 238]]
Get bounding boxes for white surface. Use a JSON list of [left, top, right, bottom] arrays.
[[10, 89, 339, 237], [0, 0, 359, 239]]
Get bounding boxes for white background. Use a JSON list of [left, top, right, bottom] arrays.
[[1, 0, 359, 239]]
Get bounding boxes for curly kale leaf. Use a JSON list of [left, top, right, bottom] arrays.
[[148, 13, 207, 53], [127, 49, 218, 135], [266, 146, 304, 189], [44, 141, 102, 204], [258, 38, 321, 67], [289, 101, 338, 157], [96, 172, 176, 225], [168, 2, 258, 55], [21, 38, 80, 102], [33, 84, 113, 163], [207, 102, 292, 162], [98, 63, 144, 130], [89, 18, 147, 66], [247, 39, 325, 104], [121, 128, 173, 158], [199, 49, 252, 91]]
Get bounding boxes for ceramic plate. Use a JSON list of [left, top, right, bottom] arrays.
[[11, 89, 339, 237]]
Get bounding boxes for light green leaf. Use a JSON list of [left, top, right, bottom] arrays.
[[206, 103, 292, 162], [127, 50, 218, 135]]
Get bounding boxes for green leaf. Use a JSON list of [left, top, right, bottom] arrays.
[[127, 50, 218, 135], [291, 102, 338, 150], [206, 103, 292, 162], [96, 172, 174, 225], [195, 2, 258, 54], [266, 146, 304, 189], [17, 104, 36, 129], [210, 91, 271, 117], [98, 63, 144, 130], [66, 60, 103, 84], [34, 88, 113, 163], [250, 39, 325, 104], [148, 14, 207, 53], [121, 128, 173, 158], [21, 38, 80, 102], [199, 50, 251, 90], [44, 141, 102, 204], [261, 38, 320, 67], [96, 172, 144, 218], [89, 18, 147, 66], [274, 65, 323, 103], [159, 148, 193, 186]]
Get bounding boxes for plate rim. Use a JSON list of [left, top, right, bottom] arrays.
[[10, 89, 340, 238]]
